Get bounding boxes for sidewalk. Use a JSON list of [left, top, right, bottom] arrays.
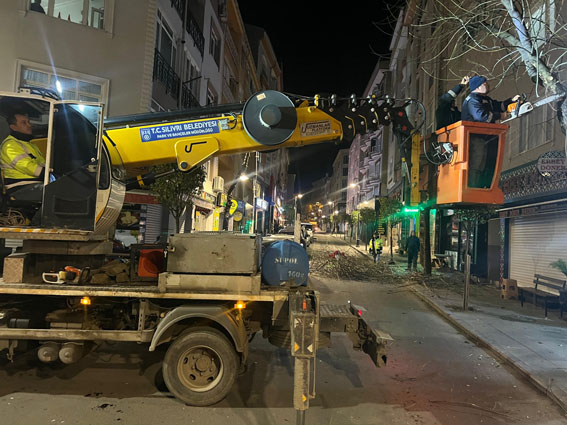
[[340, 235, 567, 414]]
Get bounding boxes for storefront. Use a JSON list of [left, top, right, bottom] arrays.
[[498, 154, 567, 287], [435, 208, 488, 275], [193, 195, 216, 232], [117, 192, 162, 247], [499, 201, 567, 287]]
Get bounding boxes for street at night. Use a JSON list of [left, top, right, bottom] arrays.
[[1, 1, 567, 424], [0, 235, 565, 424]]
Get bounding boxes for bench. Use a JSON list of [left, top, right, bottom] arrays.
[[518, 274, 567, 318]]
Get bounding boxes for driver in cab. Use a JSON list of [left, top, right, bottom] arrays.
[[0, 111, 47, 192]]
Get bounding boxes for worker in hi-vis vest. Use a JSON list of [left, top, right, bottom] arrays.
[[368, 232, 383, 263], [0, 111, 46, 192]]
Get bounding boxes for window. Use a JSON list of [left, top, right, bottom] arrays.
[[19, 62, 107, 104], [374, 160, 381, 176], [156, 10, 176, 67], [342, 168, 348, 176], [34, 0, 107, 30], [209, 21, 221, 67], [518, 106, 553, 153]]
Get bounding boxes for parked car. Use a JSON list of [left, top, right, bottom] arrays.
[[301, 223, 315, 243], [274, 224, 310, 248]]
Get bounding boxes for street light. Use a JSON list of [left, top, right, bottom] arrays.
[[294, 194, 303, 244]]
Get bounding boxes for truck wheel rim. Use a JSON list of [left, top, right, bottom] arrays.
[[177, 345, 224, 392]]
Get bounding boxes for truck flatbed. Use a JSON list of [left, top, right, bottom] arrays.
[[0, 279, 290, 301]]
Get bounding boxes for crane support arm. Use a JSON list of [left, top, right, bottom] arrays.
[[103, 91, 413, 178]]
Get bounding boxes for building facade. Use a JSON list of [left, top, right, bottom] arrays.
[[0, 0, 286, 244], [370, 1, 567, 285]]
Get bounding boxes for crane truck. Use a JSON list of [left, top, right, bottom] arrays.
[[0, 88, 412, 419]]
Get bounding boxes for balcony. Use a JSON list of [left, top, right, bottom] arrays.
[[181, 84, 200, 109], [367, 175, 380, 185], [153, 49, 180, 100], [370, 146, 381, 159], [187, 10, 205, 57], [171, 0, 184, 19]]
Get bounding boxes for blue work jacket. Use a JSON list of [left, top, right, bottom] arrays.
[[461, 92, 512, 123]]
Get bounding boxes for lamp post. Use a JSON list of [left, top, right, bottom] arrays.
[[327, 201, 333, 233], [252, 152, 259, 234], [294, 194, 303, 244]]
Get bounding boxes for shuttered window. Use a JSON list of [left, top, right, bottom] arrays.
[[509, 213, 567, 293]]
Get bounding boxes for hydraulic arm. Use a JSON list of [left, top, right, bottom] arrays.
[[103, 90, 413, 186]]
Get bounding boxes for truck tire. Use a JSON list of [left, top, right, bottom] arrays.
[[162, 328, 238, 406]]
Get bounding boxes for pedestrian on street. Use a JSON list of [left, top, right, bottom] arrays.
[[405, 230, 420, 271], [368, 232, 383, 263], [435, 75, 469, 130]]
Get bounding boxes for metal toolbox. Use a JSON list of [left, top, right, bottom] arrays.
[[167, 232, 261, 275]]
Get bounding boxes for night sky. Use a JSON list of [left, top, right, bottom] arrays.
[[237, 0, 398, 193]]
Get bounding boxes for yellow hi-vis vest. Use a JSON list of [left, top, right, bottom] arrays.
[[368, 238, 383, 252], [0, 135, 45, 185]]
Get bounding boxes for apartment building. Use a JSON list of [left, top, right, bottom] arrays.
[[329, 149, 349, 232], [376, 2, 567, 284], [347, 61, 388, 216], [0, 0, 286, 242]]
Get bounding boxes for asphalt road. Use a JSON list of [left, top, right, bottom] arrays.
[[0, 234, 565, 425]]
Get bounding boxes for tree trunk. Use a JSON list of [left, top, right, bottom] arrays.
[[388, 220, 395, 264], [424, 161, 437, 275], [424, 207, 432, 275]]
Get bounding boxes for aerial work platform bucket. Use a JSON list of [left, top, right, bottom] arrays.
[[436, 121, 508, 205]]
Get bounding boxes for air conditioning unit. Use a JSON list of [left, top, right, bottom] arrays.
[[212, 176, 224, 192]]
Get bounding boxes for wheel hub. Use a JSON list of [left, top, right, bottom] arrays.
[[178, 346, 223, 392]]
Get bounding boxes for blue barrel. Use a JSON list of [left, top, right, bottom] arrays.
[[262, 240, 309, 286]]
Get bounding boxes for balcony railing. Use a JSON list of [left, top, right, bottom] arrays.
[[170, 0, 205, 57], [153, 49, 180, 99], [171, 0, 184, 19], [187, 10, 205, 57], [181, 84, 200, 109]]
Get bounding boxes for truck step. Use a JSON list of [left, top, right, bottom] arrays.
[[320, 303, 353, 318]]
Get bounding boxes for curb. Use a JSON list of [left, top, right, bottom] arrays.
[[409, 285, 567, 414]]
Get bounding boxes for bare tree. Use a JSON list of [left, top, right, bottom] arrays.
[[408, 0, 567, 135]]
